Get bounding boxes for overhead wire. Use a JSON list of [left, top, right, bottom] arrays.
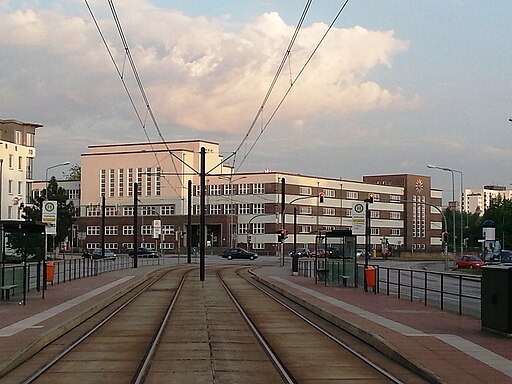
[[234, 0, 351, 172]]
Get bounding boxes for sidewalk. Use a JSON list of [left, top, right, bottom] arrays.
[[253, 265, 512, 384], [0, 262, 510, 383]]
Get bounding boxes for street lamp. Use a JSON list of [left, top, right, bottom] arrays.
[[427, 165, 462, 258]]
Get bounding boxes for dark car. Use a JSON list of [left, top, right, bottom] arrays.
[[455, 255, 484, 269], [289, 248, 311, 258], [129, 247, 159, 258], [500, 250, 512, 264], [86, 249, 116, 259], [221, 248, 258, 261]]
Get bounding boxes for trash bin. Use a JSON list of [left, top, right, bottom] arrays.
[[365, 266, 376, 287], [481, 265, 512, 334], [46, 262, 55, 284], [291, 253, 299, 276]]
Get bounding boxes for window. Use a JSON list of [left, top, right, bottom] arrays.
[[253, 183, 265, 194], [142, 206, 155, 216], [17, 181, 22, 195], [346, 209, 352, 217], [68, 189, 80, 200], [136, 168, 143, 196], [8, 180, 13, 194], [209, 204, 222, 215], [15, 131, 22, 144], [105, 243, 118, 250], [252, 243, 264, 250], [124, 206, 134, 216], [122, 243, 134, 250], [123, 225, 134, 235], [371, 228, 380, 235], [253, 203, 265, 214], [87, 205, 101, 216], [161, 205, 175, 215], [109, 169, 115, 197], [347, 191, 358, 200], [323, 207, 335, 216], [26, 132, 34, 146], [390, 212, 401, 220], [239, 183, 250, 195], [146, 167, 152, 196], [104, 226, 118, 235], [224, 204, 235, 215], [372, 193, 380, 202], [128, 168, 133, 196], [105, 206, 118, 216], [299, 225, 311, 233], [100, 169, 106, 197], [161, 243, 175, 250], [155, 167, 161, 196], [224, 184, 233, 195], [323, 189, 335, 198], [238, 203, 250, 214], [390, 195, 401, 202], [87, 226, 101, 235], [252, 223, 265, 235], [118, 169, 124, 197], [18, 156, 22, 170], [87, 243, 101, 250], [162, 225, 174, 235], [300, 206, 312, 215], [370, 210, 380, 219], [300, 186, 312, 195], [209, 184, 221, 196], [141, 225, 152, 236], [238, 223, 248, 234], [391, 228, 401, 236]]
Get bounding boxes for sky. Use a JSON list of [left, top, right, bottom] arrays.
[[1, 1, 511, 202]]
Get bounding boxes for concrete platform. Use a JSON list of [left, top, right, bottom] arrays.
[[0, 262, 510, 383]]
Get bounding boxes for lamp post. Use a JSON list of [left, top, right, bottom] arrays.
[[43, 161, 70, 259], [452, 169, 464, 254], [427, 165, 457, 259]]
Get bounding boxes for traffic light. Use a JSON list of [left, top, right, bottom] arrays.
[[319, 192, 324, 203], [442, 232, 448, 243]]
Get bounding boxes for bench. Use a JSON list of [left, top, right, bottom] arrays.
[[1, 285, 18, 300], [339, 275, 350, 287]]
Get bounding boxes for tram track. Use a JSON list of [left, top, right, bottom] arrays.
[[4, 265, 430, 383]]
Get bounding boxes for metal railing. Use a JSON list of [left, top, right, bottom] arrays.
[[298, 259, 482, 318]]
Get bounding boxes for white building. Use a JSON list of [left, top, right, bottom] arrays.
[[464, 186, 512, 214], [0, 119, 40, 220]]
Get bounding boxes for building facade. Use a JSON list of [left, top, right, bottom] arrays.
[[75, 140, 443, 255], [0, 119, 40, 220], [464, 185, 512, 214]]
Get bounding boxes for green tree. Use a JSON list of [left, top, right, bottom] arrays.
[[20, 177, 75, 256], [482, 195, 512, 249], [64, 163, 81, 181]]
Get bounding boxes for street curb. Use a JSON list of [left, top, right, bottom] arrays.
[[251, 270, 445, 384]]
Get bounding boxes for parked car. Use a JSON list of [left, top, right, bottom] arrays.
[[128, 247, 159, 258], [455, 255, 484, 269], [86, 249, 116, 259], [289, 248, 311, 258], [221, 248, 258, 260]]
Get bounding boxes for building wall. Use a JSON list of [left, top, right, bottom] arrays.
[[74, 141, 446, 255], [0, 119, 40, 220]]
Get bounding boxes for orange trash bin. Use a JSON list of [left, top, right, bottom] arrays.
[[365, 266, 376, 287], [46, 262, 55, 283]]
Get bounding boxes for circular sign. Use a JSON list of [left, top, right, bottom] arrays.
[[44, 202, 55, 211], [415, 178, 424, 193], [353, 203, 364, 213]]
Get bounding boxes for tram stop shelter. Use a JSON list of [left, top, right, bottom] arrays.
[[0, 220, 45, 305], [315, 230, 358, 287]]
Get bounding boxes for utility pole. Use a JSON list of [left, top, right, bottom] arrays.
[[200, 147, 206, 281]]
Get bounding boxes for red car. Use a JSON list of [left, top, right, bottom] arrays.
[[455, 255, 484, 269]]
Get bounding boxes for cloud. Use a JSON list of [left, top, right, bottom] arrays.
[[0, 2, 411, 143]]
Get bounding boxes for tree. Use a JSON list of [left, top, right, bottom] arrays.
[[64, 163, 81, 181], [21, 177, 75, 255], [482, 195, 512, 249]]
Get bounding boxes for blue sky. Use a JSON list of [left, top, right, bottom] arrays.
[[1, 1, 511, 201]]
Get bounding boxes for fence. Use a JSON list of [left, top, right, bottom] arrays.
[[0, 256, 171, 301], [298, 259, 482, 317]]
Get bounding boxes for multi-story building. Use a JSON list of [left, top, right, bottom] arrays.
[[0, 119, 40, 220], [464, 185, 512, 214], [76, 140, 443, 254], [363, 174, 444, 252]]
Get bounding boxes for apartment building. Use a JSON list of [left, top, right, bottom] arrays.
[[464, 185, 512, 214], [75, 140, 442, 255], [0, 119, 40, 220]]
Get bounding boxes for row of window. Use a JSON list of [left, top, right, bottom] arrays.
[[87, 224, 175, 236], [99, 167, 162, 198], [201, 183, 266, 196], [86, 205, 176, 217]]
